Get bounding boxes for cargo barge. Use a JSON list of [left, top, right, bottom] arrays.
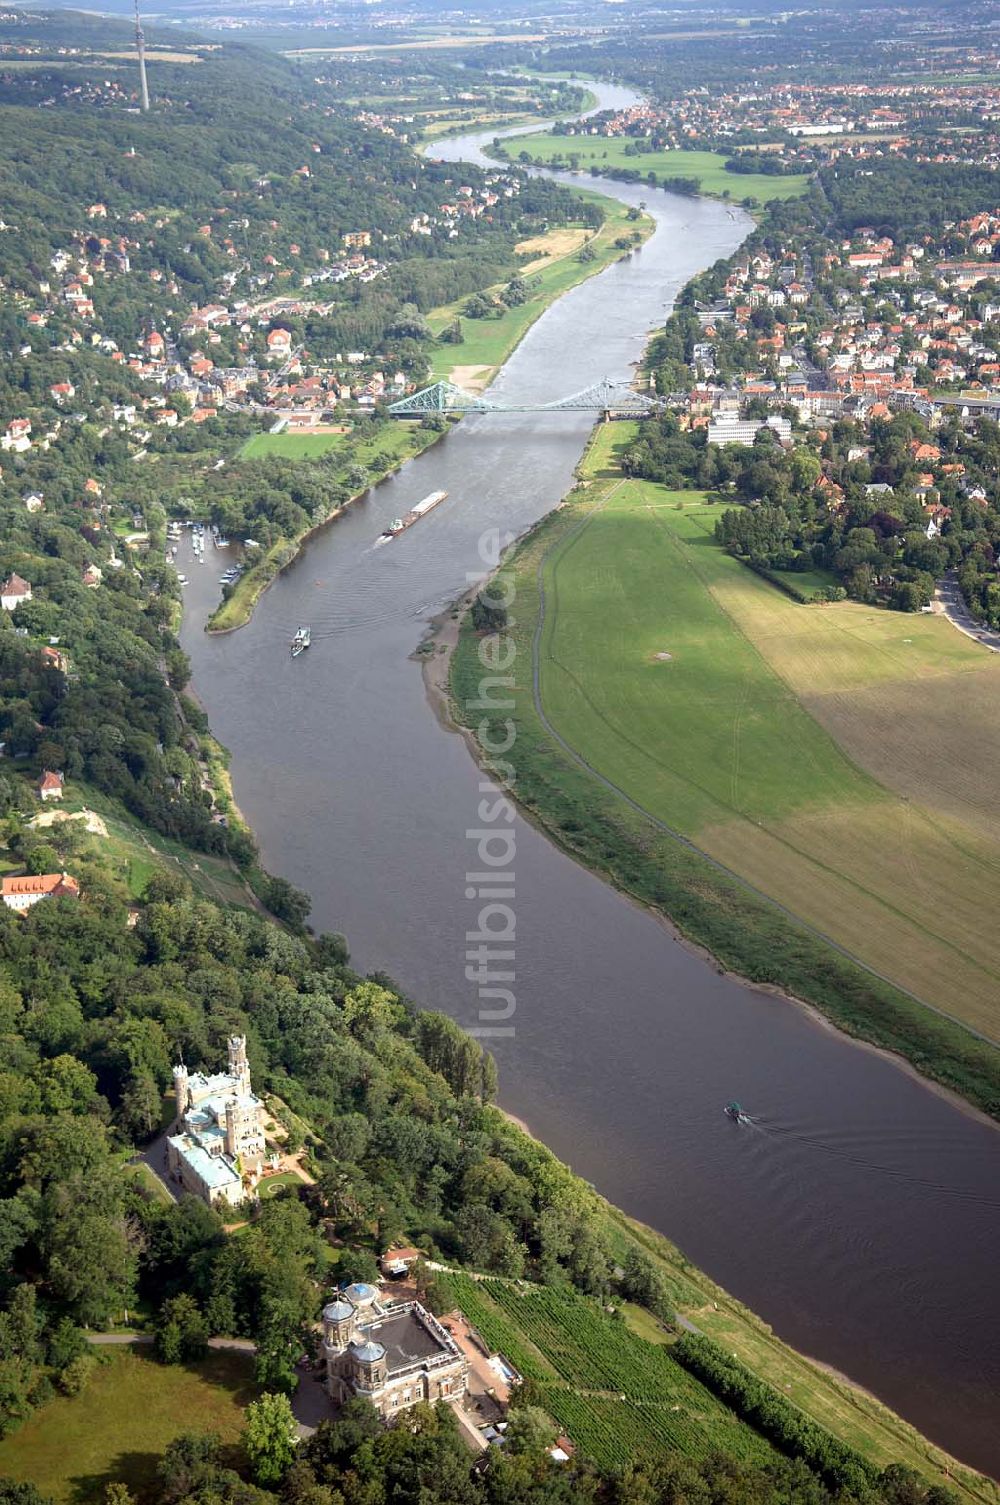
[[381, 490, 448, 540]]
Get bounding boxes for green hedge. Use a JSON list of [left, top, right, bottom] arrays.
[[673, 1333, 879, 1496]]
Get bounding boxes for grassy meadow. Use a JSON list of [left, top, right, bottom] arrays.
[[451, 424, 1000, 1110], [239, 428, 353, 460], [496, 133, 812, 202], [534, 429, 1000, 1032], [0, 1348, 256, 1503]]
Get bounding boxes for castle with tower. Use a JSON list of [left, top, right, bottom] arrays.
[[321, 1282, 468, 1419], [166, 1036, 268, 1207]]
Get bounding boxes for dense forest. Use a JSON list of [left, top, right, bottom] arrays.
[[820, 160, 1000, 241]]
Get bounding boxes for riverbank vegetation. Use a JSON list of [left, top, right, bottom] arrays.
[[207, 420, 444, 632], [450, 423, 1000, 1112], [427, 192, 654, 385]]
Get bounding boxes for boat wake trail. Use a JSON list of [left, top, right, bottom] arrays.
[[749, 1118, 1000, 1210]]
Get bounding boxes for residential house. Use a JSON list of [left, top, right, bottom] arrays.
[[1, 574, 32, 612], [37, 770, 64, 802], [1, 872, 80, 913], [2, 420, 32, 454]]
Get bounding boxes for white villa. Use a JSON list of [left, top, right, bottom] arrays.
[[166, 1036, 268, 1207], [322, 1282, 468, 1420]]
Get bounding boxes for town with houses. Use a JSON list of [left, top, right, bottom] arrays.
[[0, 169, 524, 437]]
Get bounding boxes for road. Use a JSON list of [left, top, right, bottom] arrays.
[[138, 1132, 182, 1202], [933, 570, 1000, 652]]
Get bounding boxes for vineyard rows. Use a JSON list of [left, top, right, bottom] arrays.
[[434, 1274, 780, 1467], [430, 1273, 554, 1380], [540, 1388, 776, 1473], [485, 1279, 702, 1398]]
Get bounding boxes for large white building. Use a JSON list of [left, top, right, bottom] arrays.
[[322, 1283, 468, 1420], [166, 1037, 267, 1207], [707, 413, 792, 446], [1, 871, 79, 913]]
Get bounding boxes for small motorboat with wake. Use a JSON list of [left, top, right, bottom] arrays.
[[290, 626, 311, 658], [724, 1101, 750, 1124]]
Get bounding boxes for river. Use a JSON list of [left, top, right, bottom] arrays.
[[181, 83, 1000, 1475]]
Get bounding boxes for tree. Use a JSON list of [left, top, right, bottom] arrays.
[[154, 1294, 209, 1364], [242, 1392, 298, 1485], [620, 1248, 673, 1322], [103, 1486, 136, 1505], [25, 844, 59, 876], [158, 1432, 223, 1504], [505, 1403, 557, 1456]]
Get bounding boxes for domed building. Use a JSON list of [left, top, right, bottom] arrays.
[[322, 1289, 467, 1419]]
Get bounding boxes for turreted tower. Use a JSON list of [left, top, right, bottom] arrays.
[[322, 1297, 356, 1354], [227, 1034, 251, 1095], [173, 1061, 189, 1119], [349, 1339, 387, 1393]]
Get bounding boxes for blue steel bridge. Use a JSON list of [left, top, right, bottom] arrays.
[[386, 376, 665, 419]]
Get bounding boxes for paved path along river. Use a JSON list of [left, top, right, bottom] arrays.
[[182, 85, 1000, 1475]]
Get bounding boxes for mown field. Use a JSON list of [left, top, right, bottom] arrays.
[[450, 424, 1000, 1111], [0, 1348, 256, 1503], [239, 429, 353, 460], [520, 427, 1000, 1035], [496, 133, 812, 201]]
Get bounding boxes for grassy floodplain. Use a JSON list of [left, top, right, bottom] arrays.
[[450, 423, 1000, 1113], [427, 195, 654, 387], [0, 1348, 257, 1503], [493, 133, 812, 202]]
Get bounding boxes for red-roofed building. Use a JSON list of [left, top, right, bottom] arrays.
[[266, 328, 293, 359], [1, 574, 32, 612], [37, 770, 64, 802], [1, 872, 80, 913]]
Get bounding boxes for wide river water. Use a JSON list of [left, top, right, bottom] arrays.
[[182, 84, 1000, 1474]]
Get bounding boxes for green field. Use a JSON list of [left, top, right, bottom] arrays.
[[0, 1348, 257, 1503], [427, 192, 654, 385], [450, 425, 1000, 1109], [529, 430, 1000, 1029], [239, 429, 353, 460], [495, 133, 811, 202]]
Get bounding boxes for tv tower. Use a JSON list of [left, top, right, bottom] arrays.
[[134, 0, 150, 113]]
